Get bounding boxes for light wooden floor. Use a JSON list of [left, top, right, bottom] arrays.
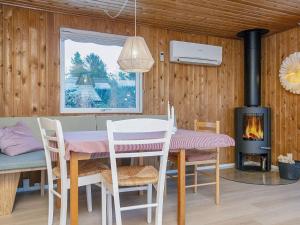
[[1, 177, 300, 225]]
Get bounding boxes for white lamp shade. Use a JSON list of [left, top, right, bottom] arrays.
[[117, 36, 154, 73]]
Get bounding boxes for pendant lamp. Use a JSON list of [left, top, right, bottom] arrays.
[[117, 0, 154, 72]]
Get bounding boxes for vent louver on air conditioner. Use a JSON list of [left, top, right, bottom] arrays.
[[170, 40, 222, 66]]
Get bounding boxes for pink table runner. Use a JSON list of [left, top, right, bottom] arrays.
[[63, 129, 235, 160]]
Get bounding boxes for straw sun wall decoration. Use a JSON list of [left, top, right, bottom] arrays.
[[279, 52, 300, 94]]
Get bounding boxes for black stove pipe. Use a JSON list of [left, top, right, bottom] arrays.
[[237, 29, 269, 107]]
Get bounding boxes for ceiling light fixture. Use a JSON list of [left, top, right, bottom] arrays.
[[117, 0, 154, 73]]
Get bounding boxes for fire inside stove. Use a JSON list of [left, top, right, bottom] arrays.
[[243, 114, 264, 141]]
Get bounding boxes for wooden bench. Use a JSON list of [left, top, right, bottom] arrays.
[[0, 151, 46, 216]]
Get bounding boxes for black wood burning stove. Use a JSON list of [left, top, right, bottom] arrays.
[[235, 107, 271, 171], [235, 29, 271, 171]]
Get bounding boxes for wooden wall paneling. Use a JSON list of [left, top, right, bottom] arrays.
[[152, 27, 159, 115], [13, 8, 25, 116], [267, 34, 277, 163], [280, 31, 286, 160], [274, 34, 281, 164], [0, 5, 3, 116], [278, 31, 286, 161], [297, 28, 300, 161], [279, 31, 288, 158], [38, 11, 47, 115], [139, 25, 153, 115], [262, 27, 300, 164], [287, 29, 298, 161], [221, 38, 234, 163], [275, 32, 284, 159], [206, 36, 218, 122], [167, 30, 179, 122], [29, 10, 40, 115], [167, 30, 177, 112], [157, 28, 168, 115], [173, 31, 185, 128], [0, 4, 244, 163], [178, 32, 189, 129], [216, 38, 226, 162], [226, 39, 236, 163], [46, 12, 55, 116], [281, 31, 289, 158], [184, 34, 197, 129], [196, 35, 209, 122], [186, 57, 195, 129], [233, 40, 244, 162], [3, 5, 13, 116], [52, 13, 60, 115], [20, 8, 30, 116]]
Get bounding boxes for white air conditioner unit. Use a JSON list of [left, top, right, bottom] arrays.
[[170, 40, 222, 66]]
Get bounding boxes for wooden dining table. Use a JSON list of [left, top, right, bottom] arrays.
[[63, 129, 235, 225]]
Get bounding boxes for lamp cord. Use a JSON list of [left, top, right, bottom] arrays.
[[103, 0, 129, 19], [103, 0, 137, 36]]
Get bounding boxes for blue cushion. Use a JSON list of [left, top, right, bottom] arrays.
[[0, 150, 46, 171]]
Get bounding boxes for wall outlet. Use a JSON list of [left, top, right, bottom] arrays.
[[160, 52, 164, 62]]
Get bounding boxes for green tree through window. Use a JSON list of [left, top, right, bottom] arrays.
[[65, 51, 137, 110]]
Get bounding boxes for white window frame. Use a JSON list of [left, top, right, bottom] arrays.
[[60, 27, 143, 114]]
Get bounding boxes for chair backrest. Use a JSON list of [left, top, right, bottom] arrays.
[[106, 118, 173, 190], [37, 117, 68, 184], [194, 120, 220, 134]]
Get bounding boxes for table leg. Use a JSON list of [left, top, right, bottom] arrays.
[[70, 152, 79, 225], [177, 149, 186, 225]]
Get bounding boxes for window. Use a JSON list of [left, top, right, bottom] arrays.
[[60, 28, 142, 113]]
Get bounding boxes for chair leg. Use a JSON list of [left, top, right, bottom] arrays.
[[101, 183, 107, 225], [164, 176, 168, 197], [113, 191, 122, 225], [59, 189, 68, 225], [107, 194, 113, 225], [155, 184, 164, 225], [155, 172, 166, 224], [193, 165, 198, 193], [41, 170, 46, 197], [48, 187, 54, 225], [86, 185, 93, 213], [147, 184, 152, 224], [215, 149, 220, 205]]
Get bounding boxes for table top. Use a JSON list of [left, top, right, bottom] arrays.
[[63, 129, 235, 160]]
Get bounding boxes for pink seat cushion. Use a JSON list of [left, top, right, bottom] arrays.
[[185, 150, 217, 162], [0, 122, 43, 156]]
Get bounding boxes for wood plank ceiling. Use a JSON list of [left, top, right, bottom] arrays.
[[0, 0, 300, 38]]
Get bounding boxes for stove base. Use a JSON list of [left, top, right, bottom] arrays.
[[236, 152, 271, 171]]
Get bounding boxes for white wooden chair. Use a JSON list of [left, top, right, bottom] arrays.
[[101, 118, 173, 225], [166, 120, 220, 205], [37, 117, 108, 225]]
